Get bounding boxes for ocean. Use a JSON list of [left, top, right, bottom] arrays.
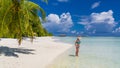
[[47, 37, 120, 68]]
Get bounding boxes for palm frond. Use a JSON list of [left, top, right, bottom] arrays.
[[0, 0, 51, 45]]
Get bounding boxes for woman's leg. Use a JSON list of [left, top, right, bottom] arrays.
[[76, 47, 79, 56]]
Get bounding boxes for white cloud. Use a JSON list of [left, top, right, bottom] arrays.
[[43, 12, 73, 33], [47, 14, 60, 24], [91, 10, 114, 24], [92, 29, 96, 34], [113, 27, 120, 33], [78, 10, 116, 34], [91, 1, 101, 9], [80, 32, 84, 34], [76, 32, 79, 35], [112, 27, 120, 36], [78, 16, 90, 25], [71, 30, 76, 34], [71, 30, 85, 35], [58, 0, 68, 2]]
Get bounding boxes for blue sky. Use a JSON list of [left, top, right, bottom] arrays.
[[30, 0, 120, 36]]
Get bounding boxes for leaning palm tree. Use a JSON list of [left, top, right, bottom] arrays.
[[0, 0, 48, 45]]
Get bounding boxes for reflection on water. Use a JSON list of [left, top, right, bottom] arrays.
[[47, 37, 120, 68]]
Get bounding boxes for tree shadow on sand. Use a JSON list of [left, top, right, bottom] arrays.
[[0, 46, 35, 58]]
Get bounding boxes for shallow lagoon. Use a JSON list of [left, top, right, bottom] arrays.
[[47, 37, 120, 68]]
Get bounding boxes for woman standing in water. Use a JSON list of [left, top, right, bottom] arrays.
[[75, 37, 81, 56]]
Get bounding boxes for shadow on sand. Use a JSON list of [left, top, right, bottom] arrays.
[[0, 46, 35, 58], [69, 54, 76, 57]]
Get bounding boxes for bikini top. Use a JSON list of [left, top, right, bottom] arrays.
[[76, 40, 81, 44]]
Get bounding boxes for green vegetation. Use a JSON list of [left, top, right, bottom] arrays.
[[0, 0, 52, 45]]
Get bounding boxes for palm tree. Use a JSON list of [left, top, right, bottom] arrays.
[[0, 0, 48, 45]]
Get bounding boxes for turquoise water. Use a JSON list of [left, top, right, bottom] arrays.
[[48, 37, 120, 68]]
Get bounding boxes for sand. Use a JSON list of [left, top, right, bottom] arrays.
[[0, 37, 72, 68]]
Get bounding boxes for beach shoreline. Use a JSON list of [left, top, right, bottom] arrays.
[[0, 37, 72, 68]]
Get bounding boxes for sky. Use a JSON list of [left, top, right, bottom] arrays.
[[30, 0, 120, 36]]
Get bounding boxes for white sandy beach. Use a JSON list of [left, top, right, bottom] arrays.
[[0, 37, 72, 68]]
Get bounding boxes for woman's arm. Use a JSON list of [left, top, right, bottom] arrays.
[[75, 40, 77, 46]]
